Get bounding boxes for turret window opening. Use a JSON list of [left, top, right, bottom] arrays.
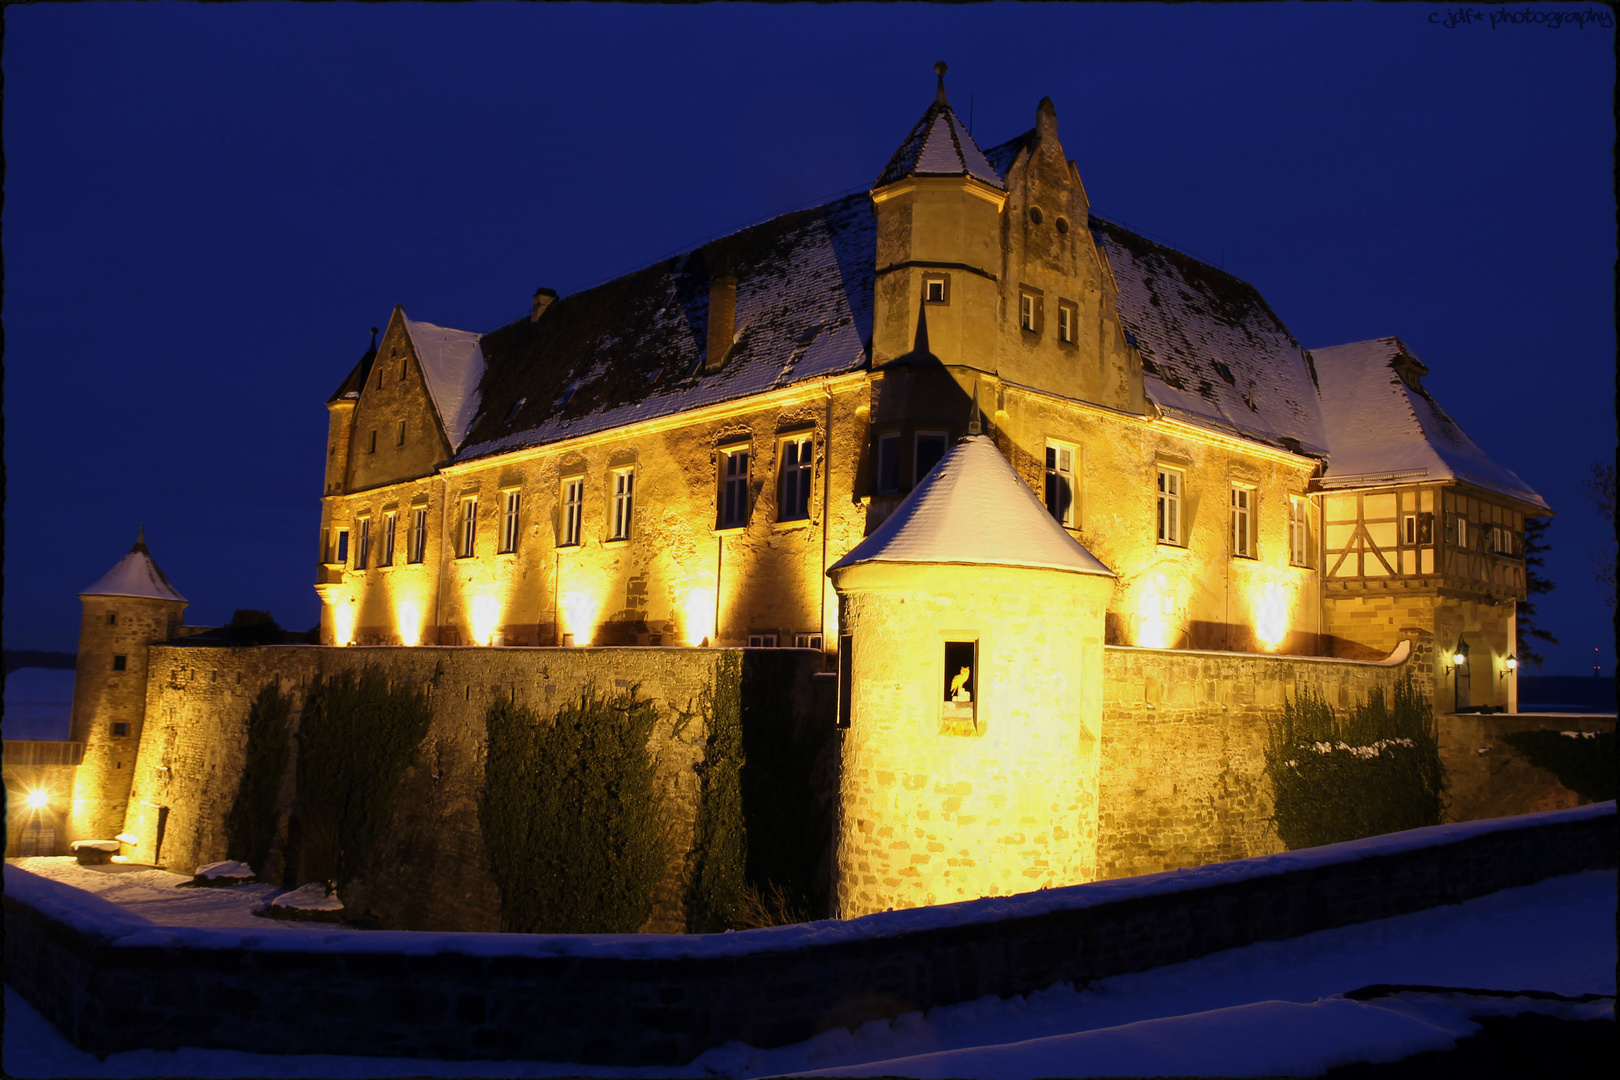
[[779, 435, 813, 521], [718, 447, 750, 529], [915, 432, 948, 486], [1045, 442, 1076, 527], [923, 274, 950, 304], [500, 490, 521, 554], [561, 477, 584, 546], [609, 468, 634, 541], [408, 508, 427, 563], [380, 511, 397, 567], [396, 420, 406, 446], [458, 497, 477, 558], [112, 655, 127, 672], [876, 432, 902, 495], [1157, 467, 1183, 546]]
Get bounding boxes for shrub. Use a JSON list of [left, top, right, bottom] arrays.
[[1502, 729, 1616, 803], [293, 668, 432, 889], [1265, 674, 1446, 849], [223, 683, 292, 875], [686, 652, 746, 932], [481, 687, 668, 933]]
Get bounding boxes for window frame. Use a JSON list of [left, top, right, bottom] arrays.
[[778, 433, 814, 523], [333, 527, 350, 566], [1156, 467, 1184, 546], [794, 632, 824, 651], [368, 430, 377, 454], [380, 510, 397, 567], [914, 430, 948, 487], [923, 273, 950, 304], [875, 431, 902, 495], [1044, 440, 1077, 528], [355, 516, 371, 570], [717, 445, 751, 531], [560, 476, 584, 547], [499, 489, 521, 554], [407, 506, 427, 563], [1056, 298, 1079, 345], [457, 496, 477, 559], [608, 467, 635, 542], [112, 654, 127, 672], [747, 633, 778, 648], [1230, 485, 1255, 559], [1289, 494, 1315, 568], [1018, 285, 1044, 335], [396, 419, 406, 446]]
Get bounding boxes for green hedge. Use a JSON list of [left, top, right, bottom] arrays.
[[1265, 675, 1447, 849], [1502, 729, 1616, 803], [481, 687, 667, 933], [293, 668, 432, 889], [685, 652, 746, 932], [223, 683, 292, 876]]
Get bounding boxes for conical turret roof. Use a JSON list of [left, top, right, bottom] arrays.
[[79, 528, 188, 602], [874, 63, 1004, 191], [830, 437, 1114, 577]]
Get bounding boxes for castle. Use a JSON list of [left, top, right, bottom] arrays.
[[15, 67, 1553, 922]]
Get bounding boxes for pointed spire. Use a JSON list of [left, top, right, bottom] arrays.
[[82, 529, 187, 602], [934, 60, 949, 105], [873, 62, 1004, 191]]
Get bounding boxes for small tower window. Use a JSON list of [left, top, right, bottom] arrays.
[[111, 722, 130, 737], [836, 633, 854, 729], [1028, 206, 1044, 225], [396, 420, 406, 446], [368, 430, 378, 454], [107, 612, 118, 626], [941, 639, 979, 735], [112, 655, 127, 672], [875, 432, 902, 495], [923, 275, 949, 303]]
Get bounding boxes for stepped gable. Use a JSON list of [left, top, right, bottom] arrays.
[[831, 436, 1114, 577], [79, 530, 187, 603], [455, 193, 875, 463], [1311, 337, 1547, 508]]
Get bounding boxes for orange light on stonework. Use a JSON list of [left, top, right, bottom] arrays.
[[25, 790, 48, 810], [395, 600, 424, 647], [469, 595, 501, 647], [1253, 582, 1291, 652], [682, 587, 717, 646], [332, 601, 357, 647]]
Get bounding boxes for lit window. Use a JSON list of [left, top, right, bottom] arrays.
[[1157, 468, 1183, 545], [914, 432, 947, 486], [355, 517, 371, 570], [1045, 442, 1075, 527], [458, 497, 477, 558], [924, 276, 947, 303], [941, 639, 979, 734], [747, 633, 778, 647], [876, 432, 902, 494], [609, 468, 634, 541], [1020, 292, 1037, 332], [1230, 487, 1254, 558], [779, 435, 813, 521], [112, 655, 127, 672], [561, 478, 584, 546], [408, 508, 427, 563], [380, 511, 397, 567], [1057, 300, 1077, 344], [333, 528, 349, 565], [396, 420, 406, 446], [1289, 495, 1314, 567], [718, 447, 750, 529], [500, 490, 521, 553]]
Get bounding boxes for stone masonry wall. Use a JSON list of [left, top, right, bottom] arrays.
[[1097, 635, 1433, 879], [122, 644, 824, 933]]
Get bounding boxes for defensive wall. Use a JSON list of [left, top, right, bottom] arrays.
[[6, 804, 1614, 1066]]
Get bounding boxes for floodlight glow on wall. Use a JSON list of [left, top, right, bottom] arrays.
[[25, 790, 48, 810]]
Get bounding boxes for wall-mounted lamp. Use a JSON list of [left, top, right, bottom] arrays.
[[1444, 647, 1468, 676], [25, 790, 48, 810], [1501, 654, 1517, 680]]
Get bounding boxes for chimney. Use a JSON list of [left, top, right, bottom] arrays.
[[704, 273, 738, 373], [530, 287, 558, 324]]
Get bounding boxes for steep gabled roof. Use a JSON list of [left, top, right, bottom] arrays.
[[1091, 219, 1329, 456], [402, 316, 486, 451], [1311, 337, 1547, 509], [327, 335, 378, 405], [80, 530, 187, 603], [873, 70, 1003, 191], [455, 193, 875, 463], [830, 436, 1114, 577]]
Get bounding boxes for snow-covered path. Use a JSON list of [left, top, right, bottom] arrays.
[[5, 865, 1613, 1078]]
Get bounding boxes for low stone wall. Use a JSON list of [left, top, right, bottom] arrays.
[[122, 644, 826, 932], [6, 805, 1612, 1066], [1440, 712, 1616, 822], [1097, 637, 1430, 879]]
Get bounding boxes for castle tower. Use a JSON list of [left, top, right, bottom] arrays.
[[828, 436, 1116, 917], [67, 529, 188, 844]]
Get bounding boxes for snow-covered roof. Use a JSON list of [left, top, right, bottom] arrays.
[[79, 532, 187, 603], [402, 316, 486, 451], [1311, 337, 1547, 509], [830, 436, 1115, 577], [873, 83, 1003, 191]]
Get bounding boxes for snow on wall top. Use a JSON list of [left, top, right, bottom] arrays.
[[1311, 337, 1547, 508], [455, 193, 875, 463], [830, 436, 1114, 577], [79, 535, 186, 603], [1090, 219, 1329, 456], [873, 99, 1004, 191], [401, 316, 486, 451]]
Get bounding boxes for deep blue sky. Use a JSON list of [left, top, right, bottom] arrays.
[[5, 3, 1614, 675]]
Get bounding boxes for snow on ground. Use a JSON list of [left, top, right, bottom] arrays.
[[6, 858, 299, 929], [4, 867, 1613, 1079]]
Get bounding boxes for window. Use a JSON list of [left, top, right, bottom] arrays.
[[1045, 442, 1075, 527], [836, 633, 854, 729], [111, 722, 130, 737], [107, 612, 118, 626], [795, 633, 824, 650], [400, 357, 407, 381], [1157, 468, 1183, 545], [112, 655, 127, 672], [914, 432, 947, 486], [609, 468, 634, 541], [408, 508, 427, 563], [748, 633, 778, 647], [1020, 292, 1037, 332], [458, 497, 477, 558], [876, 432, 902, 494], [718, 448, 749, 529], [561, 478, 584, 546], [500, 490, 521, 553], [1402, 513, 1417, 545], [942, 639, 978, 734], [1289, 495, 1314, 567], [1057, 300, 1078, 344], [1451, 514, 1469, 549], [1491, 525, 1516, 555], [333, 528, 349, 565], [923, 275, 949, 303], [1230, 487, 1254, 558], [396, 420, 406, 446], [779, 435, 813, 521], [380, 511, 397, 566], [355, 517, 371, 569], [368, 430, 377, 454]]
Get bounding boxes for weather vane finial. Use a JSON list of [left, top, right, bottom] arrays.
[[934, 61, 948, 105]]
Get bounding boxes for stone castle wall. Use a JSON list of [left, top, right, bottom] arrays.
[[123, 643, 825, 933]]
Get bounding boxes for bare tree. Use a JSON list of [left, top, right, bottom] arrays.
[[1586, 462, 1616, 606]]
